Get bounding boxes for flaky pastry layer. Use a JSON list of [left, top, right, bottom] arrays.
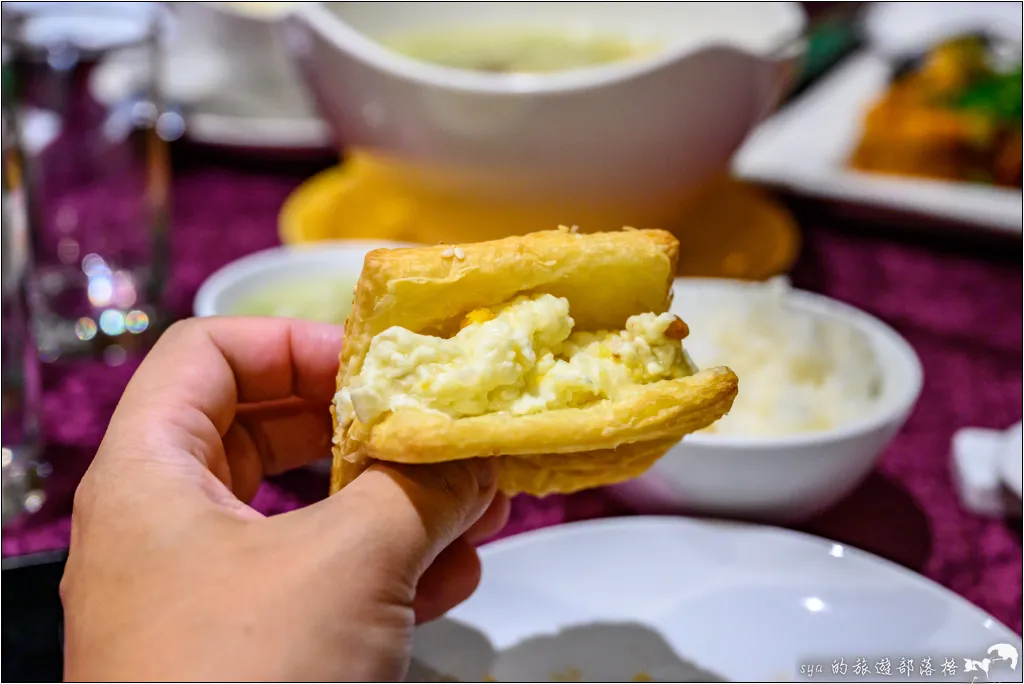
[[331, 228, 738, 497]]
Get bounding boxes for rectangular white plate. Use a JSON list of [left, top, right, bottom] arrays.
[[732, 51, 1023, 235]]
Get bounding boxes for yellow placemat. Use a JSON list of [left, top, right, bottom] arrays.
[[279, 155, 799, 280]]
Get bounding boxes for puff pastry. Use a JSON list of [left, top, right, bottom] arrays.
[[330, 228, 738, 497]]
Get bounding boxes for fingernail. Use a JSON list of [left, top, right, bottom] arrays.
[[475, 458, 498, 490]]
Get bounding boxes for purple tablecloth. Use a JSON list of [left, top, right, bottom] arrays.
[[4, 155, 1022, 635]]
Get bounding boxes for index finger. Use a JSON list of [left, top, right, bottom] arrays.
[[117, 316, 344, 437]]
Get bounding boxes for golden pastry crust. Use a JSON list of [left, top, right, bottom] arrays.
[[330, 228, 738, 496], [497, 438, 682, 497]]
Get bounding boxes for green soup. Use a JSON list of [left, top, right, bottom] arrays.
[[382, 27, 656, 74], [232, 278, 356, 325]]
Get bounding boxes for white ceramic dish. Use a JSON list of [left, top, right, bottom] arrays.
[[176, 110, 331, 153], [88, 3, 333, 153], [4, 1, 163, 48], [285, 2, 805, 210], [1001, 423, 1024, 502], [409, 516, 1022, 682], [952, 422, 1024, 517], [89, 47, 332, 151], [733, 39, 1023, 234], [863, 2, 1023, 59], [168, 2, 309, 110], [168, 2, 332, 151], [192, 240, 415, 319], [612, 278, 923, 523]]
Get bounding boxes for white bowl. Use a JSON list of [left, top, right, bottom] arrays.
[[193, 240, 415, 320], [284, 2, 805, 212], [612, 278, 924, 523]]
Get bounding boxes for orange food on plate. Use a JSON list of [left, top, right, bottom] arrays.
[[850, 35, 1022, 188]]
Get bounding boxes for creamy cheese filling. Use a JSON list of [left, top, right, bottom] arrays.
[[334, 293, 695, 430]]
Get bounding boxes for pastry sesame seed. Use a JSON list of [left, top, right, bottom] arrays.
[[570, 225, 579, 233], [441, 248, 454, 258], [454, 247, 466, 260], [557, 225, 570, 233]]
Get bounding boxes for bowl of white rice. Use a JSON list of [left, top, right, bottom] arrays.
[[612, 277, 923, 523]]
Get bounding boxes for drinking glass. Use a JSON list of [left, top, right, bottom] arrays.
[[2, 4, 172, 364], [1, 88, 48, 530]]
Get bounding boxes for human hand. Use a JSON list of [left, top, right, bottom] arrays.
[[61, 317, 509, 682]]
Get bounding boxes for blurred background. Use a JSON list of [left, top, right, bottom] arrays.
[[1, 2, 1021, 681]]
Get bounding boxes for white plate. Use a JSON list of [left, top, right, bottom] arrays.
[[410, 517, 1022, 682], [4, 2, 162, 46], [179, 110, 331, 152], [732, 51, 1023, 235], [863, 2, 1023, 58], [88, 44, 333, 154]]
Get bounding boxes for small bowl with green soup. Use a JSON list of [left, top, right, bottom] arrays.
[[193, 240, 415, 325]]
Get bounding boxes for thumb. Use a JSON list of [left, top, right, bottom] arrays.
[[298, 458, 498, 581]]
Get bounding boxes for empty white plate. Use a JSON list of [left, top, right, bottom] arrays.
[[410, 516, 1021, 682]]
